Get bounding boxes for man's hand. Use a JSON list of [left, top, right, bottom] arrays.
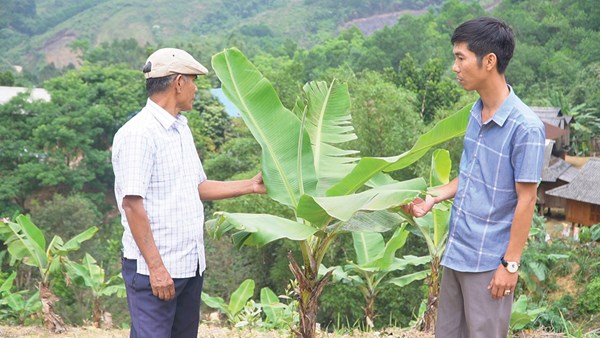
[[402, 194, 436, 218], [488, 264, 518, 299], [149, 265, 175, 301], [251, 172, 267, 194]]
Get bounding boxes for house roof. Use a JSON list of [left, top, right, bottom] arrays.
[[559, 166, 579, 183], [531, 106, 573, 127], [546, 158, 600, 205], [0, 86, 51, 104], [531, 106, 561, 119], [542, 157, 574, 182]]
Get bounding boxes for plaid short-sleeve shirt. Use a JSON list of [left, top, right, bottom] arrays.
[[441, 87, 545, 272], [112, 99, 207, 278]]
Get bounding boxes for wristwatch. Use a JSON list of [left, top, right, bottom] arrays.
[[501, 256, 520, 273]]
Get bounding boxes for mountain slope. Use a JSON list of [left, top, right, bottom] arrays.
[[3, 0, 477, 71]]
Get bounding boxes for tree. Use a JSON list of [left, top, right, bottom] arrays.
[[208, 48, 470, 337], [0, 64, 145, 214], [397, 54, 462, 123]]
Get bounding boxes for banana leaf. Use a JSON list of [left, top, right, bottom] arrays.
[[339, 210, 404, 233], [388, 270, 429, 287], [3, 215, 47, 269], [229, 279, 255, 316], [300, 80, 359, 193], [297, 178, 426, 225], [207, 212, 318, 249], [352, 232, 385, 266], [260, 287, 282, 325], [212, 48, 317, 208], [327, 103, 471, 196]]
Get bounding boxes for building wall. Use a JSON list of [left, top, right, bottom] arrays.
[[566, 200, 600, 226]]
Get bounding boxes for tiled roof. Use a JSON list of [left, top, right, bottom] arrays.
[[542, 157, 573, 182], [530, 106, 573, 127], [559, 166, 579, 183], [546, 158, 600, 204]]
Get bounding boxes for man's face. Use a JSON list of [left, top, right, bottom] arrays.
[[452, 42, 486, 92], [177, 74, 198, 112]]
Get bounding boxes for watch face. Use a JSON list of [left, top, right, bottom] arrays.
[[507, 262, 519, 273]]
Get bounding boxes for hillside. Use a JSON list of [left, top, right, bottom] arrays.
[[1, 0, 484, 73]]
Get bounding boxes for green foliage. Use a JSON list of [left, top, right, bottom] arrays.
[[395, 55, 462, 123], [322, 226, 430, 328], [202, 279, 256, 325], [0, 271, 41, 324], [1, 214, 98, 285], [518, 240, 570, 301], [202, 278, 299, 330], [71, 38, 149, 70], [577, 276, 600, 315], [510, 295, 546, 332], [209, 48, 469, 337], [0, 64, 145, 213], [259, 284, 299, 330], [29, 194, 102, 244], [0, 71, 15, 86], [346, 71, 422, 166], [1, 0, 599, 334]]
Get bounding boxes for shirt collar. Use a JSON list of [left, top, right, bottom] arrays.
[[146, 98, 188, 130], [471, 85, 516, 127]]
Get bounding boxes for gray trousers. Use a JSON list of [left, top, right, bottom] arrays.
[[435, 267, 513, 338]]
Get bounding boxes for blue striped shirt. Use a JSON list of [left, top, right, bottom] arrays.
[[441, 87, 545, 272]]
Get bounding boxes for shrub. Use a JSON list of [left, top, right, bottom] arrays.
[[577, 276, 600, 315]]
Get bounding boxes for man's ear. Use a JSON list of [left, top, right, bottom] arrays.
[[485, 53, 497, 71], [174, 74, 184, 93]]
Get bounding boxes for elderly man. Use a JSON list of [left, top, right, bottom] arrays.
[[112, 48, 265, 338]]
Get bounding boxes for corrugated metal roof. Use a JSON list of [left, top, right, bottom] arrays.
[[0, 86, 51, 104], [531, 106, 561, 118], [546, 158, 600, 204]]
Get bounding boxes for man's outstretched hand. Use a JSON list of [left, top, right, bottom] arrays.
[[402, 194, 436, 218], [251, 172, 267, 194]]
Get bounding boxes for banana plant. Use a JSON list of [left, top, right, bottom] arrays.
[[321, 224, 430, 329], [0, 271, 41, 324], [64, 253, 125, 328], [201, 278, 255, 326], [208, 48, 470, 338], [0, 214, 97, 333], [398, 149, 452, 332]]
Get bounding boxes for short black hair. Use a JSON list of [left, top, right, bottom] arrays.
[[451, 17, 515, 74], [145, 74, 177, 97]]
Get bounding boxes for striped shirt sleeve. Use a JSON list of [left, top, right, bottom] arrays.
[[512, 125, 545, 183]]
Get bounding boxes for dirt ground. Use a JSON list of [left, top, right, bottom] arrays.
[[0, 324, 569, 338]]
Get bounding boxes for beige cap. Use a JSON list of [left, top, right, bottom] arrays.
[[142, 48, 208, 79]]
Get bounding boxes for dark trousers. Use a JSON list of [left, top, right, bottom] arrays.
[[122, 258, 203, 338]]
